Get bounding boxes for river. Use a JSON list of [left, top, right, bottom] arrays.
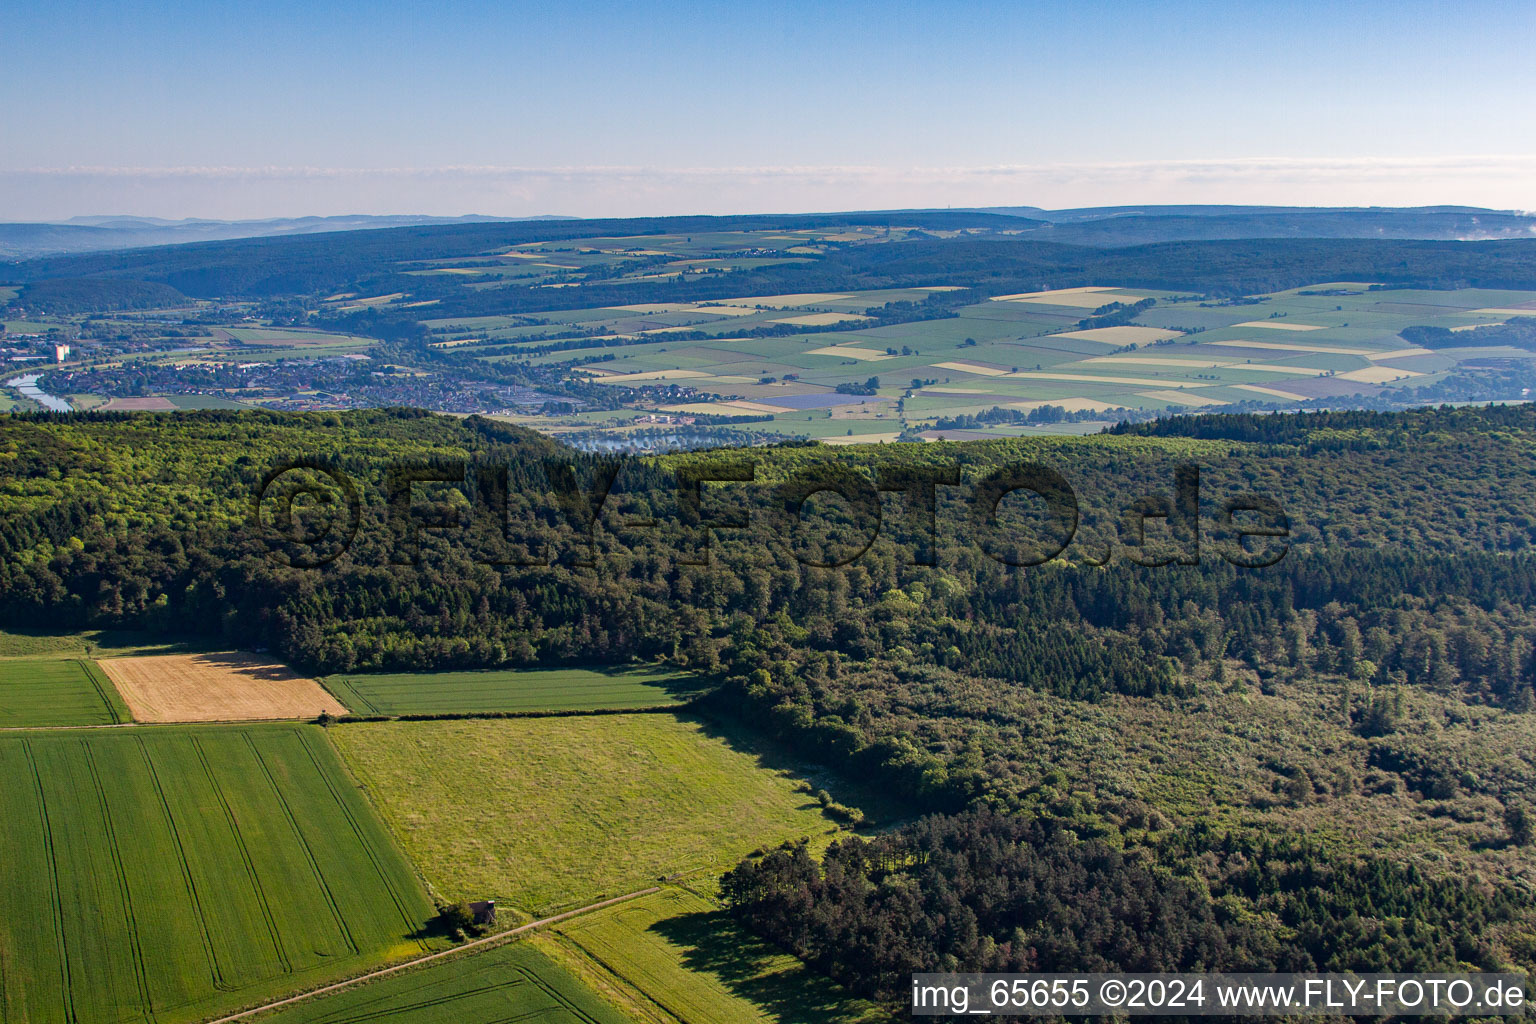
[[4, 374, 73, 412]]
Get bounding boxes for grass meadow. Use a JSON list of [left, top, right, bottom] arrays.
[[323, 664, 704, 716], [331, 714, 849, 915], [541, 888, 889, 1024], [0, 724, 439, 1024]]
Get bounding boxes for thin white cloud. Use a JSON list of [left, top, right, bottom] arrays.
[[3, 156, 1534, 220]]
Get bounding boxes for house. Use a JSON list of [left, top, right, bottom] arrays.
[[468, 900, 496, 927]]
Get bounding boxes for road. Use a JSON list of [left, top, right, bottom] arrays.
[[202, 886, 662, 1023]]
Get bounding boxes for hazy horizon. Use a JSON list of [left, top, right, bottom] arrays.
[[5, 0, 1533, 220], [4, 157, 1536, 223]]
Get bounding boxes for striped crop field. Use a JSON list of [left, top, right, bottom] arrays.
[[248, 940, 628, 1024], [0, 657, 131, 727], [322, 664, 705, 716], [0, 724, 439, 1024]]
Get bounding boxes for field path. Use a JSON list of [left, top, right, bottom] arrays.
[[201, 886, 662, 1023], [0, 721, 143, 732]]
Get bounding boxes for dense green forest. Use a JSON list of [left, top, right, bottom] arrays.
[[1401, 318, 1536, 351], [721, 810, 1517, 1001], [8, 205, 1531, 260], [3, 211, 1019, 303], [9, 217, 1536, 316], [3, 404, 1536, 995]]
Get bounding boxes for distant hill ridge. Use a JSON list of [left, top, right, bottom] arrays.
[[0, 213, 574, 259], [965, 205, 1536, 245], [2, 205, 1533, 260]]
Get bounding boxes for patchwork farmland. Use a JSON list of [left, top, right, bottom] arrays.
[[16, 215, 1536, 436], [14, 215, 1536, 1022], [323, 664, 702, 716], [0, 724, 439, 1023], [0, 631, 890, 1023], [414, 271, 1536, 445]]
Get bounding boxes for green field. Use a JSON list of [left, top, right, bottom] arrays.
[[0, 657, 130, 727], [250, 939, 627, 1024], [332, 714, 850, 914], [323, 664, 706, 715], [0, 725, 439, 1024], [543, 888, 889, 1024]]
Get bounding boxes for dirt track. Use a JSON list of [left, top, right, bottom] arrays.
[[97, 652, 348, 722]]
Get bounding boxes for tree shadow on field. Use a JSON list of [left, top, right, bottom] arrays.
[[680, 711, 910, 829], [0, 627, 214, 660], [584, 662, 715, 703], [650, 910, 880, 1024], [193, 651, 307, 681]]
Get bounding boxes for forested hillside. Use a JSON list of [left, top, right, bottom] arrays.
[[10, 219, 1536, 314], [3, 405, 1536, 999]]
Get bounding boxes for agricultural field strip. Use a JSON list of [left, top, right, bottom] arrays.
[[323, 667, 696, 716], [0, 721, 141, 733], [98, 653, 348, 723], [503, 288, 1523, 396], [205, 888, 661, 1024], [83, 659, 133, 722]]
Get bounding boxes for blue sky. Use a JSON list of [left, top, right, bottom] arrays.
[[4, 0, 1534, 217]]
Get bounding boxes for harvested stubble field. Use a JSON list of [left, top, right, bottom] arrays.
[[101, 396, 176, 410], [99, 652, 348, 722]]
